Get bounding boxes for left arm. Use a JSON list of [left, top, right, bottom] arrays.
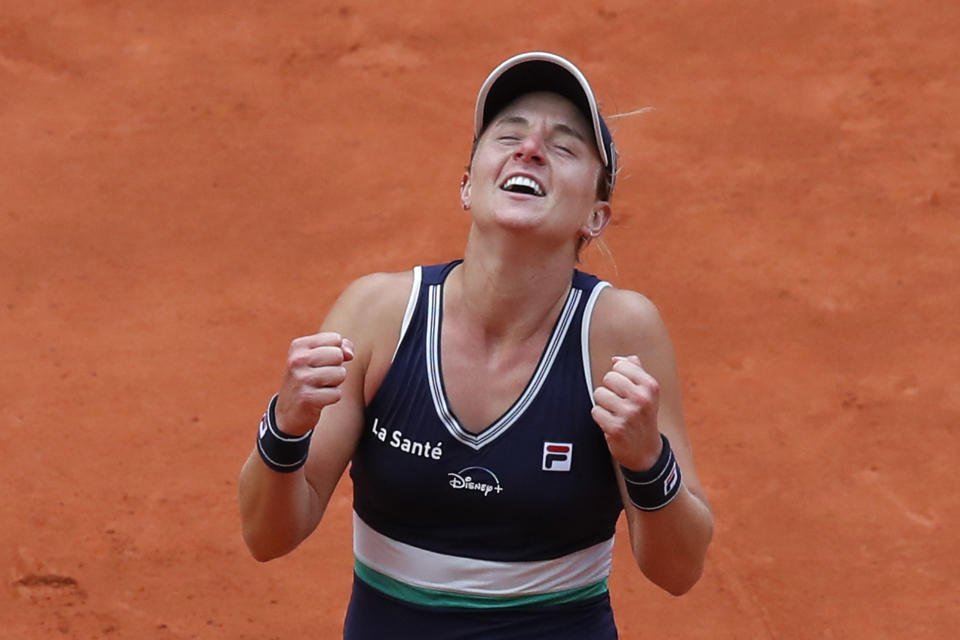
[[590, 287, 713, 596]]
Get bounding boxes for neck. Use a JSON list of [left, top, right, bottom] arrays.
[[447, 226, 576, 342]]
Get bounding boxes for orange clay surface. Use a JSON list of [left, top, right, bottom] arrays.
[[2, 1, 958, 638]]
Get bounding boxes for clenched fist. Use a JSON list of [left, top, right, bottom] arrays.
[[274, 332, 355, 436], [591, 355, 664, 471]]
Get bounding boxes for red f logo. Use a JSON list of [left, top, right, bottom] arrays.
[[542, 442, 573, 472]]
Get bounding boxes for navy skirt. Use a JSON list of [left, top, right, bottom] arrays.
[[343, 574, 619, 640]]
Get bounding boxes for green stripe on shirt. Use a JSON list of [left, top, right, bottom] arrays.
[[354, 559, 609, 610]]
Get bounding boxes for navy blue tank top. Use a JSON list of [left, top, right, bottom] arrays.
[[347, 261, 623, 624]]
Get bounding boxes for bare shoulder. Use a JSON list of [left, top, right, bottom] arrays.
[[332, 270, 413, 313], [323, 270, 414, 335], [591, 285, 672, 357], [323, 269, 417, 401]]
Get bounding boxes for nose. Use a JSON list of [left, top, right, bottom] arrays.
[[515, 132, 546, 164]]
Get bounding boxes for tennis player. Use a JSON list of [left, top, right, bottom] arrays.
[[239, 51, 713, 639]]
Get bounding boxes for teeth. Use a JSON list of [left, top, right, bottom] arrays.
[[502, 175, 545, 196]]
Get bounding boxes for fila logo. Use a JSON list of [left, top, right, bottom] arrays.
[[664, 463, 679, 495], [542, 442, 573, 472]]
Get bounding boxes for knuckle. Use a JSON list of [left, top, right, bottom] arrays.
[[314, 365, 347, 388], [619, 404, 640, 421], [290, 336, 311, 353], [318, 331, 342, 345], [590, 406, 609, 428], [312, 387, 342, 406], [593, 387, 612, 406], [288, 350, 309, 369], [326, 347, 346, 365], [328, 366, 348, 385], [625, 388, 648, 406], [311, 345, 344, 367], [606, 419, 626, 436], [290, 367, 310, 385]]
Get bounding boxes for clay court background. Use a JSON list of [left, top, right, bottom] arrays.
[[2, 1, 958, 638]]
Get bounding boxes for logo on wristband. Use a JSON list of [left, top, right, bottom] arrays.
[[664, 465, 679, 495]]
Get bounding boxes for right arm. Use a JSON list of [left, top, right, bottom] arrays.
[[237, 271, 411, 561]]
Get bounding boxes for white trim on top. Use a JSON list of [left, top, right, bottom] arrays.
[[427, 283, 582, 450], [391, 266, 422, 363], [580, 281, 611, 404]]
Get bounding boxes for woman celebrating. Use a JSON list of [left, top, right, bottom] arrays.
[[239, 51, 713, 639]]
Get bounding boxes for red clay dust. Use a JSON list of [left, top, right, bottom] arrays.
[[2, 1, 958, 638]]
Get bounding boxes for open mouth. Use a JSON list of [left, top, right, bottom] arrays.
[[500, 175, 545, 197]]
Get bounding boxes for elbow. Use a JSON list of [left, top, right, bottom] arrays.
[[237, 485, 305, 562], [659, 564, 705, 597], [639, 521, 713, 597], [241, 525, 294, 563], [242, 531, 275, 563], [640, 557, 706, 597], [245, 544, 280, 564]]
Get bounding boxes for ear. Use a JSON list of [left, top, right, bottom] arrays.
[[581, 202, 612, 239], [459, 171, 472, 210]]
